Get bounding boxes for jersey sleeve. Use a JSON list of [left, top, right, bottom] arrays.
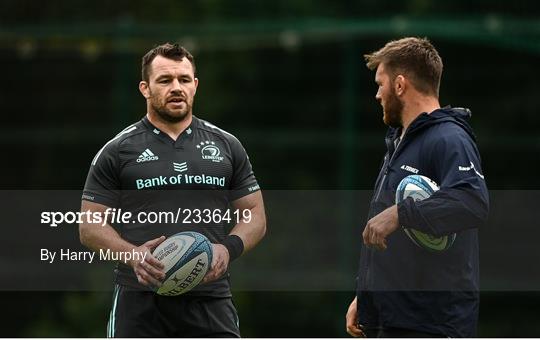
[[82, 141, 121, 208], [228, 137, 260, 201], [397, 128, 489, 236]]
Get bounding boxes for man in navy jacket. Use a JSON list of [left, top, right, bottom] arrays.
[[345, 37, 489, 338]]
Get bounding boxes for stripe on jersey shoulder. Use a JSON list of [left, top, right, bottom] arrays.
[[202, 121, 236, 138], [92, 125, 137, 165]]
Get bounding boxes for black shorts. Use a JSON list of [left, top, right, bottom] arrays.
[[365, 327, 445, 338], [106, 284, 241, 338]]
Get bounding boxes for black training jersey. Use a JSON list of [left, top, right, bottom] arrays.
[[82, 115, 260, 297]]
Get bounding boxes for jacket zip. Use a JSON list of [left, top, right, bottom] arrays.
[[374, 133, 406, 201], [363, 131, 406, 292]]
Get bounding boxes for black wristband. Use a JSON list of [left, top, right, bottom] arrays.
[[221, 235, 244, 262]]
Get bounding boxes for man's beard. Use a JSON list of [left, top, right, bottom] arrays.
[[149, 91, 192, 123], [383, 88, 404, 128]]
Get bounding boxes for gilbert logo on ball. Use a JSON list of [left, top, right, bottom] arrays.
[[152, 231, 213, 296], [395, 175, 456, 251]]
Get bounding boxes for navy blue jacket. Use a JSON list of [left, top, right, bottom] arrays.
[[356, 107, 489, 337]]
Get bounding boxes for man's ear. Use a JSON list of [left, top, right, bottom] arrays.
[[139, 81, 150, 99], [394, 75, 406, 96]]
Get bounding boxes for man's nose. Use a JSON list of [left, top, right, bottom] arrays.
[[170, 79, 183, 93], [375, 89, 381, 102]]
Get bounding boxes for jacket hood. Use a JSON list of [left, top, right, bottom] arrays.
[[387, 106, 477, 142]]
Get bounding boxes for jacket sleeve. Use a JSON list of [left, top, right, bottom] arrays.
[[397, 128, 489, 236]]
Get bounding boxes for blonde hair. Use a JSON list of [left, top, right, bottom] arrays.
[[364, 37, 443, 97]]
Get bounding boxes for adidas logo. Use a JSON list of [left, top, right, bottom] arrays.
[[136, 149, 159, 163], [401, 164, 419, 174]]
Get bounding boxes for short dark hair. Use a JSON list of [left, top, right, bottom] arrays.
[[364, 37, 443, 97], [141, 43, 196, 82]]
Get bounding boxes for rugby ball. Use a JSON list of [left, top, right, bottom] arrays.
[[152, 231, 213, 296], [395, 175, 456, 251]]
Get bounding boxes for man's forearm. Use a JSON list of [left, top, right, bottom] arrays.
[[229, 204, 266, 253], [79, 201, 139, 258], [79, 222, 136, 255]]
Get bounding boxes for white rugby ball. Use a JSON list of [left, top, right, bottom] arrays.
[[395, 175, 456, 251], [152, 231, 213, 296]]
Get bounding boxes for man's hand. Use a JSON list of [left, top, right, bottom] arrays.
[[130, 236, 166, 288], [346, 297, 365, 337], [202, 243, 230, 284], [362, 205, 399, 250]]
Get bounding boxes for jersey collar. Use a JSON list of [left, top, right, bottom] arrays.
[[142, 115, 198, 148]]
